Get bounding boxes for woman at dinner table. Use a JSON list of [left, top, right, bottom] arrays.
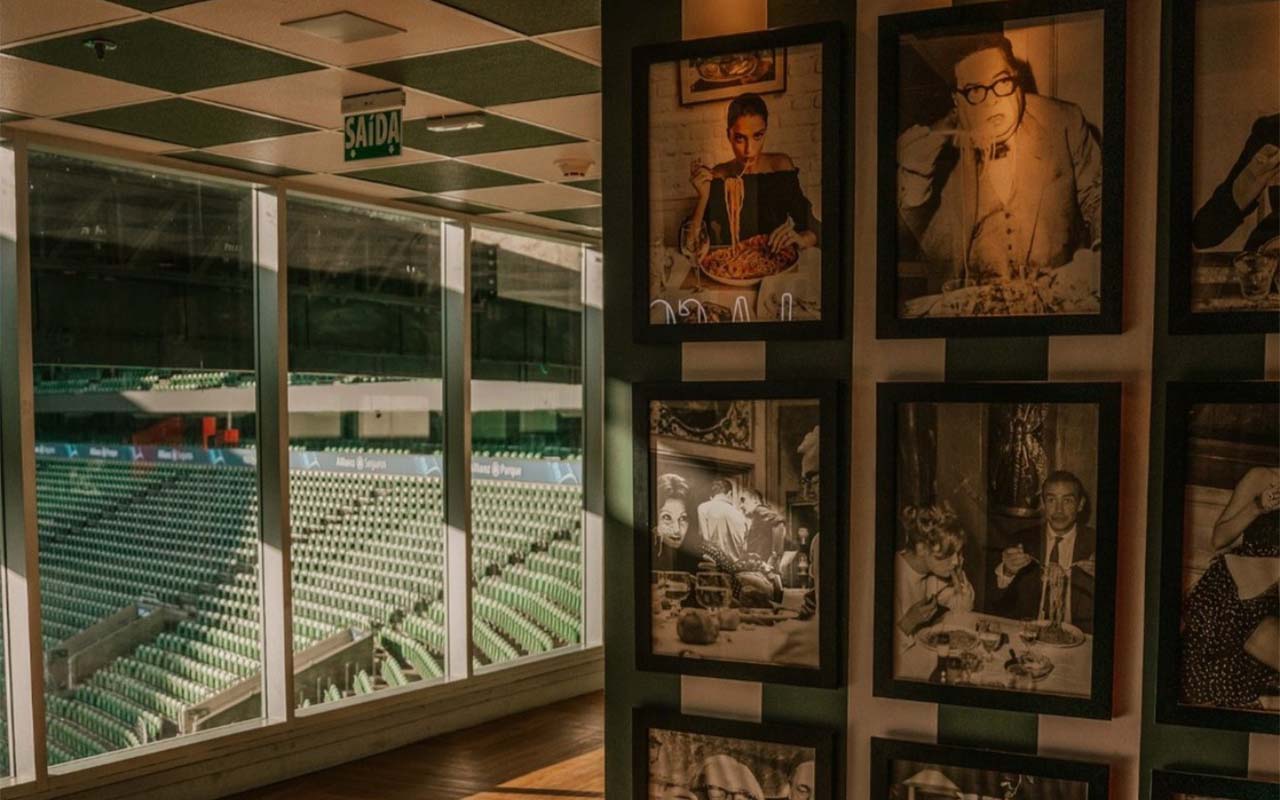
[[652, 473, 706, 575], [895, 503, 975, 638], [1180, 464, 1280, 710]]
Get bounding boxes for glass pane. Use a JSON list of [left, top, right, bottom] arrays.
[[470, 228, 584, 669], [28, 152, 260, 766], [286, 197, 445, 709]]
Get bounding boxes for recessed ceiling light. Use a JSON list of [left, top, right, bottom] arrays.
[[425, 113, 487, 133], [282, 11, 405, 43]]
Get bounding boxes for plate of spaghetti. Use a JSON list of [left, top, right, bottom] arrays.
[[697, 177, 800, 286]]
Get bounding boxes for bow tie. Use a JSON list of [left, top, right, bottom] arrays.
[[977, 141, 1010, 162]]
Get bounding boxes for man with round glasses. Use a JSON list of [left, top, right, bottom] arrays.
[[688, 754, 765, 800], [896, 31, 1104, 296]]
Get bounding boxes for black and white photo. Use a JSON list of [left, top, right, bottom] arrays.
[[1167, 0, 1280, 332], [1158, 382, 1280, 734], [878, 0, 1125, 337], [871, 739, 1109, 800], [636, 710, 834, 800], [1152, 770, 1279, 800], [635, 382, 841, 687], [875, 383, 1119, 718], [633, 25, 843, 341]]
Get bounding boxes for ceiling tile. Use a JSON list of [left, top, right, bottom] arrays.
[[402, 194, 503, 216], [2, 116, 185, 153], [355, 41, 600, 107], [433, 0, 598, 36], [206, 130, 441, 174], [61, 98, 315, 148], [438, 182, 599, 212], [0, 53, 166, 117], [488, 93, 600, 142], [534, 206, 601, 228], [565, 178, 600, 193], [193, 70, 475, 131], [3, 18, 323, 93], [160, 0, 515, 68], [113, 0, 210, 10], [0, 111, 29, 124], [538, 27, 600, 64], [0, 0, 140, 46], [170, 150, 308, 177], [403, 113, 580, 158], [343, 161, 534, 194], [283, 171, 420, 200], [457, 141, 600, 183], [487, 210, 597, 235]]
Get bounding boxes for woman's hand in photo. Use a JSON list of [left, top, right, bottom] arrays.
[[690, 159, 714, 201], [897, 595, 939, 636], [768, 216, 801, 254], [1260, 482, 1280, 512], [1232, 143, 1280, 211], [937, 565, 974, 611]]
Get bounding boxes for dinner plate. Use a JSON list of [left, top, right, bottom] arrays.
[[916, 626, 980, 653], [1005, 655, 1055, 681], [1029, 621, 1086, 648], [738, 607, 800, 625]]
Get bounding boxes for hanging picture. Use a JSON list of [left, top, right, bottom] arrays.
[[633, 381, 844, 687], [874, 382, 1121, 718], [1153, 770, 1279, 800], [877, 0, 1126, 338], [1166, 0, 1280, 333], [636, 709, 835, 800], [870, 738, 1109, 800], [633, 24, 843, 342], [1156, 381, 1280, 734]]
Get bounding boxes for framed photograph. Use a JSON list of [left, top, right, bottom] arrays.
[[635, 708, 835, 800], [1156, 381, 1280, 734], [870, 738, 1109, 800], [633, 24, 843, 342], [679, 48, 788, 106], [1167, 0, 1280, 333], [877, 0, 1126, 338], [874, 382, 1121, 718], [1153, 770, 1278, 800], [633, 381, 843, 687]]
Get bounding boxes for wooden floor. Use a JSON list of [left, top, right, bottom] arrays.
[[224, 692, 603, 800]]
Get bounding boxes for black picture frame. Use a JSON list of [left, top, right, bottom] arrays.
[[1155, 381, 1280, 734], [634, 708, 836, 800], [633, 380, 845, 687], [870, 737, 1110, 800], [873, 381, 1121, 719], [632, 23, 845, 343], [876, 0, 1127, 338], [1164, 0, 1280, 334], [1153, 770, 1279, 800]]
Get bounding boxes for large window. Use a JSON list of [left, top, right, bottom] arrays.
[[470, 228, 584, 668], [28, 152, 261, 766], [285, 197, 446, 708]]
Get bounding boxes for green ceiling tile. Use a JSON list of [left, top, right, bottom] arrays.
[[434, 0, 598, 35], [344, 161, 534, 194], [565, 178, 600, 193], [535, 207, 601, 227], [355, 41, 599, 107], [403, 113, 580, 157], [111, 0, 208, 10], [63, 99, 314, 148], [402, 194, 503, 216], [4, 18, 321, 93], [171, 151, 307, 178], [0, 112, 29, 124]]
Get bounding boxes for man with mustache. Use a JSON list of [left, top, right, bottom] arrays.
[[987, 470, 1097, 632], [896, 31, 1103, 293]]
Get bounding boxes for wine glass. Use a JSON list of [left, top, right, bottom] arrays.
[[694, 570, 733, 621], [656, 571, 693, 619]]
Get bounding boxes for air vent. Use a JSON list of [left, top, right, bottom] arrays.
[[283, 12, 405, 43]]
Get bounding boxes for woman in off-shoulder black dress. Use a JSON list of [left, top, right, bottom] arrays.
[[1180, 466, 1280, 710]]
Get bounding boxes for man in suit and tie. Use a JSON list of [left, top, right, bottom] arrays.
[[986, 470, 1097, 633], [896, 32, 1103, 294]]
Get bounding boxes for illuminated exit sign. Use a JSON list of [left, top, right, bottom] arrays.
[[343, 108, 401, 162], [341, 89, 406, 162]]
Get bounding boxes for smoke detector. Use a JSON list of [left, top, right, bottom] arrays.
[[555, 157, 595, 179]]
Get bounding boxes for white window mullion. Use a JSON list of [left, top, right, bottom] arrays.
[[0, 137, 49, 784], [442, 221, 474, 681], [581, 247, 604, 648]]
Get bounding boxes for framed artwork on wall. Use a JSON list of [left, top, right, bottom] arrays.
[[873, 382, 1121, 718], [633, 381, 844, 687], [1152, 770, 1279, 800], [635, 709, 835, 800], [1156, 381, 1280, 734], [632, 23, 844, 342], [876, 0, 1127, 338], [1166, 0, 1280, 333], [870, 738, 1110, 800]]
